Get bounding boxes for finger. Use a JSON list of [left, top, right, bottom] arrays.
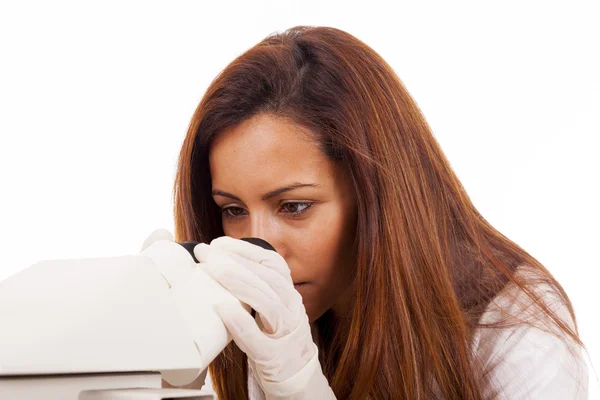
[[216, 302, 268, 361], [197, 243, 300, 330], [210, 236, 292, 282], [202, 259, 289, 334], [219, 250, 300, 311], [193, 242, 212, 263], [196, 241, 296, 309], [140, 228, 174, 252]]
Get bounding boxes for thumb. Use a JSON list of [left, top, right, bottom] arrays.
[[216, 302, 266, 361], [140, 228, 174, 252]]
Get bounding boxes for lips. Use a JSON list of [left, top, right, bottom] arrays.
[[293, 282, 308, 289]]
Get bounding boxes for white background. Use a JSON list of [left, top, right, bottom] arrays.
[[1, 0, 598, 394]]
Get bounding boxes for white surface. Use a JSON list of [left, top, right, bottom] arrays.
[[0, 372, 162, 400], [0, 250, 203, 376], [0, 238, 245, 387], [80, 387, 214, 399], [0, 0, 598, 395]]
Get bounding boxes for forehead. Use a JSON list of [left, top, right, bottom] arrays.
[[209, 114, 336, 187]]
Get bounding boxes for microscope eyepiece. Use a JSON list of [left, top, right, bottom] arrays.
[[177, 237, 276, 263]]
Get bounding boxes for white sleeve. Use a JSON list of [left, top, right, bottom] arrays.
[[480, 320, 589, 399], [473, 276, 589, 399], [202, 368, 216, 394]]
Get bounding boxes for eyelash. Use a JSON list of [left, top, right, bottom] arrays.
[[220, 202, 314, 220]]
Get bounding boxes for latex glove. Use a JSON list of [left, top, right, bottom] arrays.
[[140, 228, 174, 252], [138, 229, 235, 389], [194, 236, 336, 400]]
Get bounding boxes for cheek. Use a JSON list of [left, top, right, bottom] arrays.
[[221, 220, 238, 237], [291, 209, 353, 322], [290, 205, 352, 286]]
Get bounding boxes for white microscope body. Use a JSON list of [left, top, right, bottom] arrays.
[[0, 234, 250, 399]]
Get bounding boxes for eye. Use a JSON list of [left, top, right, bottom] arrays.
[[280, 202, 314, 217], [221, 206, 247, 219], [220, 202, 314, 220]]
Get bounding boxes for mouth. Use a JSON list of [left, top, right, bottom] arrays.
[[293, 282, 308, 289]]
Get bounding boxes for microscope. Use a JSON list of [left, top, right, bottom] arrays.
[[0, 230, 272, 399]]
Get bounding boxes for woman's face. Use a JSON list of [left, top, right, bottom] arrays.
[[209, 113, 357, 322]]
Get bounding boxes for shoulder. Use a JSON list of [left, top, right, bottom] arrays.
[[471, 266, 589, 399]]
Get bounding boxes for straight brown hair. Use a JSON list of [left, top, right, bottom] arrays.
[[172, 26, 584, 399]]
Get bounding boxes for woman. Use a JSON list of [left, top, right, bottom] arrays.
[[169, 26, 589, 399]]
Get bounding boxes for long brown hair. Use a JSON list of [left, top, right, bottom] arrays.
[[172, 26, 584, 399]]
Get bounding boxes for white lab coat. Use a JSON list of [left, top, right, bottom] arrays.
[[202, 267, 590, 399], [470, 266, 589, 399]]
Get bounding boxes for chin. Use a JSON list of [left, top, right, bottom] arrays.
[[296, 284, 335, 323], [305, 304, 329, 324]]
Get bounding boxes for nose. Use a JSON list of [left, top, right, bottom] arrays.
[[248, 214, 285, 257]]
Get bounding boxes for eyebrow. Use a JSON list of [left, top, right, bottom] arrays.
[[212, 183, 320, 202]]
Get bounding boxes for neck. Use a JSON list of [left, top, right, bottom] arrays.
[[330, 278, 355, 320]]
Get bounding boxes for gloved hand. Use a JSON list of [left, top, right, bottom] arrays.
[[138, 229, 233, 390], [140, 228, 175, 252], [194, 236, 336, 400]]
